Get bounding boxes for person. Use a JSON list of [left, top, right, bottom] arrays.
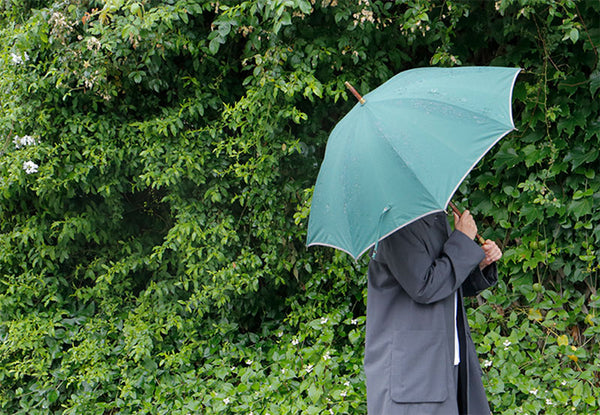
[[364, 208, 502, 415]]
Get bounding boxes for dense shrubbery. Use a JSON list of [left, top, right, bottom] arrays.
[[0, 0, 599, 413]]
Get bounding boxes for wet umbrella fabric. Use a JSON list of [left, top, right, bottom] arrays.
[[306, 66, 520, 259]]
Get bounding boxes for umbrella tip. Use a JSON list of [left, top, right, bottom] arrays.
[[345, 81, 366, 105]]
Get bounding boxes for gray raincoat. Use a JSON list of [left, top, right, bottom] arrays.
[[365, 211, 497, 415]]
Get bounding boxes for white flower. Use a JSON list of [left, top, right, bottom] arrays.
[[344, 381, 350, 387], [340, 390, 347, 397], [503, 340, 511, 350], [292, 338, 299, 346], [277, 331, 283, 337], [305, 364, 314, 373], [245, 359, 253, 365], [23, 161, 39, 174], [323, 351, 331, 360], [86, 36, 102, 51], [13, 135, 36, 148], [320, 317, 328, 324], [281, 368, 286, 374], [351, 318, 358, 325], [11, 53, 23, 64], [10, 51, 29, 64], [223, 397, 230, 404], [546, 398, 553, 405], [529, 388, 538, 396], [483, 360, 492, 368]]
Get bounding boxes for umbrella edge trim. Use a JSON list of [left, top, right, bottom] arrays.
[[307, 208, 447, 260], [306, 241, 358, 260], [508, 68, 521, 129], [360, 208, 447, 260]]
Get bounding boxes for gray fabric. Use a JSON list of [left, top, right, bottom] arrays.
[[365, 212, 497, 415]]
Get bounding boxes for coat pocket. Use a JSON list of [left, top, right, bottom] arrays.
[[390, 329, 450, 403]]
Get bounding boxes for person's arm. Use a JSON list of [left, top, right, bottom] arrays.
[[462, 263, 497, 297], [376, 223, 484, 304]]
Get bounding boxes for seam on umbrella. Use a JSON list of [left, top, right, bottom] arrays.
[[375, 98, 468, 187], [363, 103, 441, 207], [368, 96, 514, 135], [341, 112, 361, 257]]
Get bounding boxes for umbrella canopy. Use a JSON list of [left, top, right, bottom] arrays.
[[306, 66, 520, 259]]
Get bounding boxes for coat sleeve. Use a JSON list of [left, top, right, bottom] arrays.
[[376, 226, 485, 304], [461, 263, 498, 297]]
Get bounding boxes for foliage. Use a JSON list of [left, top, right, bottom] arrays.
[[0, 0, 599, 413]]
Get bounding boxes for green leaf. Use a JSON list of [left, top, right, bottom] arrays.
[[209, 37, 222, 55], [557, 334, 569, 346], [348, 329, 361, 345], [307, 383, 322, 403], [590, 69, 600, 97], [528, 308, 543, 322], [47, 389, 59, 403], [569, 28, 579, 43]]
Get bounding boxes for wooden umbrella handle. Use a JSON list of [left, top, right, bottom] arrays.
[[344, 81, 366, 105], [448, 201, 486, 245]]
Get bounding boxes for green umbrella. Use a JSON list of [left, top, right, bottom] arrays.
[[306, 66, 520, 259]]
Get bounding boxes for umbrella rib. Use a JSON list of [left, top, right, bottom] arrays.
[[364, 105, 443, 208], [368, 96, 514, 132], [341, 129, 363, 257], [376, 97, 515, 133]]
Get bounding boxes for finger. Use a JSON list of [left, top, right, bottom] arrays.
[[482, 242, 494, 253], [489, 252, 499, 260], [489, 251, 502, 262], [484, 245, 499, 255], [483, 241, 499, 252]]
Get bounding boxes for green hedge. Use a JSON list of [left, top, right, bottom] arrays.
[[0, 0, 599, 413]]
